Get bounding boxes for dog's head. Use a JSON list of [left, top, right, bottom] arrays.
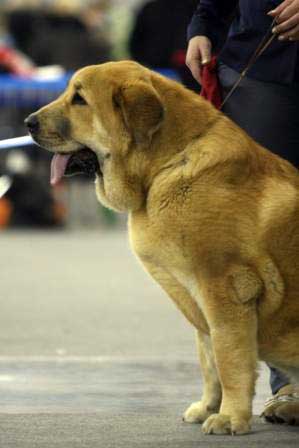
[[25, 61, 215, 212], [25, 61, 167, 212]]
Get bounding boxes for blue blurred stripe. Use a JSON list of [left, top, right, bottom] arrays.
[[0, 69, 180, 108]]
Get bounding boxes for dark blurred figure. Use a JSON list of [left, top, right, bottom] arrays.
[[2, 150, 65, 228], [6, 9, 111, 71], [129, 0, 199, 91]]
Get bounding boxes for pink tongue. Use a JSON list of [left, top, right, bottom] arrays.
[[50, 153, 71, 186]]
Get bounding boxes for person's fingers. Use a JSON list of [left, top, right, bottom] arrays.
[[288, 23, 299, 39], [278, 23, 299, 40], [276, 1, 299, 23], [190, 63, 202, 84], [199, 40, 212, 65], [186, 55, 202, 83], [186, 37, 211, 84], [272, 12, 299, 33], [186, 50, 202, 83], [268, 0, 293, 17]]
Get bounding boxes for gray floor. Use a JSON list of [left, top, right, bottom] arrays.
[[0, 230, 298, 447]]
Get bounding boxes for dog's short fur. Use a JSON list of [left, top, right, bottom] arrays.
[[27, 61, 299, 435]]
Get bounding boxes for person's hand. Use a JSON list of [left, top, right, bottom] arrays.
[[268, 0, 299, 41], [186, 36, 212, 84]]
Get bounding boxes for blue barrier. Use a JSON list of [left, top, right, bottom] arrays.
[[0, 74, 71, 107], [0, 68, 180, 108]]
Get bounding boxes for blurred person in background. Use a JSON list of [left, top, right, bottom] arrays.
[[108, 0, 149, 60], [186, 0, 299, 425], [3, 0, 111, 71], [129, 0, 199, 90], [0, 2, 35, 76]]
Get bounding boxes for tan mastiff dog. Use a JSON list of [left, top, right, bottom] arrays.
[[25, 61, 299, 435]]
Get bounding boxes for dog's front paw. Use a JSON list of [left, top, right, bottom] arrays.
[[202, 413, 251, 435], [183, 401, 214, 423]]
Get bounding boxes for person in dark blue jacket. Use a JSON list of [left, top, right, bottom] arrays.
[[187, 0, 299, 167], [186, 0, 299, 426]]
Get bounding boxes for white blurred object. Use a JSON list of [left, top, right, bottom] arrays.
[[0, 136, 34, 150], [56, 348, 67, 356], [6, 150, 31, 174], [0, 175, 12, 199], [32, 65, 65, 81]]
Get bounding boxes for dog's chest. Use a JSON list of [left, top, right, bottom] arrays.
[[130, 218, 190, 272], [129, 215, 205, 307], [128, 213, 210, 331]]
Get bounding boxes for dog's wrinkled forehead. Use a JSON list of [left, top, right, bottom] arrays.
[[69, 61, 151, 92]]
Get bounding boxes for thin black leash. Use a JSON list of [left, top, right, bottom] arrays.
[[220, 17, 277, 109]]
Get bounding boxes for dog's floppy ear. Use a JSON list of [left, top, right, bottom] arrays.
[[113, 81, 164, 144]]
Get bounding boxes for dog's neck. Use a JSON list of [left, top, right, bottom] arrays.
[[137, 75, 221, 190]]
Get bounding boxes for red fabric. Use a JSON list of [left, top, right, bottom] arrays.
[[171, 49, 186, 67], [0, 47, 34, 77], [200, 56, 222, 109]]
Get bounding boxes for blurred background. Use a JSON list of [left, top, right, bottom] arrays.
[[0, 0, 199, 230]]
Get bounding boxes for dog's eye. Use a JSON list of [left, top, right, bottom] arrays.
[[71, 92, 87, 106]]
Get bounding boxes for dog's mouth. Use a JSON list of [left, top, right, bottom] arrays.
[[50, 148, 101, 186]]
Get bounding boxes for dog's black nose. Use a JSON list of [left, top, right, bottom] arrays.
[[24, 114, 39, 134]]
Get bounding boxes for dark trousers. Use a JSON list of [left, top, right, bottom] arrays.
[[218, 63, 299, 167], [218, 63, 296, 394]]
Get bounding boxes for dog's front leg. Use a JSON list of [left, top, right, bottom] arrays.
[[141, 261, 221, 423], [200, 275, 259, 435], [183, 329, 222, 423]]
